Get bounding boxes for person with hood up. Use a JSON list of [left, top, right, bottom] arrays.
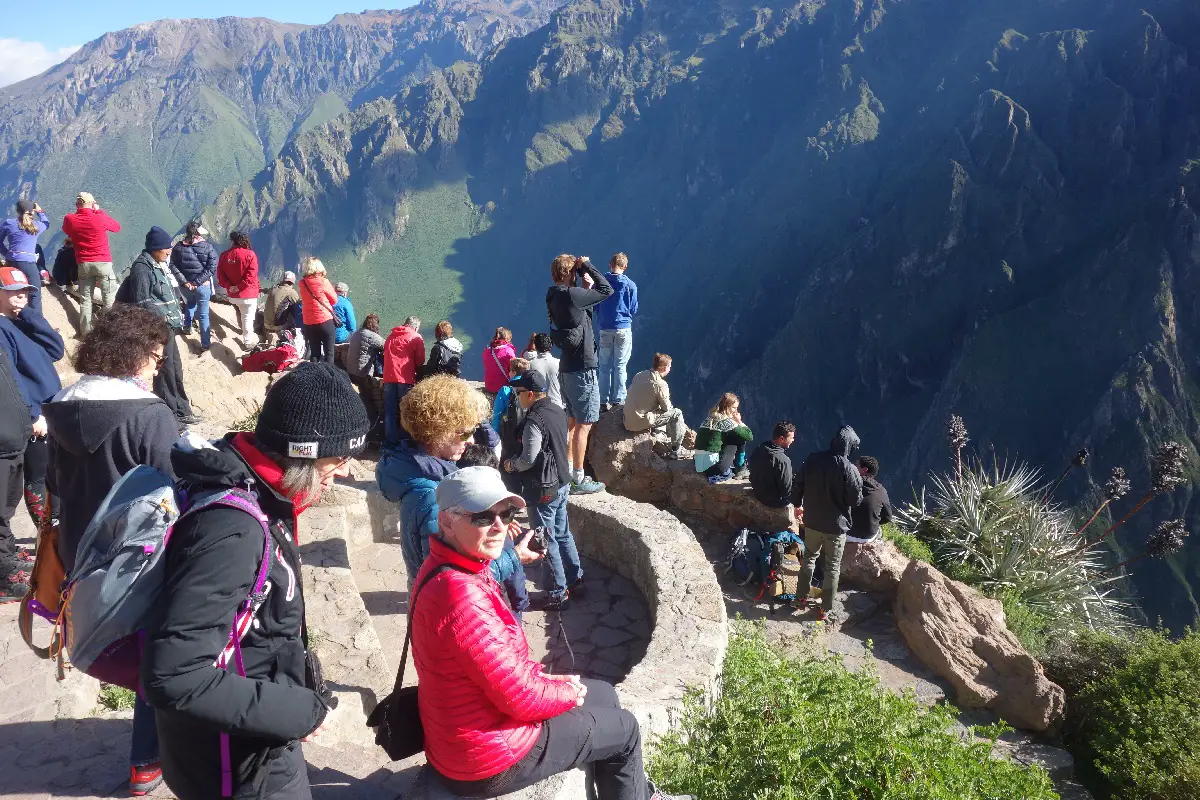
[[117, 227, 201, 427], [61, 192, 122, 335], [217, 231, 261, 350], [0, 266, 63, 531], [0, 199, 50, 313], [262, 271, 300, 346], [793, 424, 864, 622], [375, 375, 533, 613], [142, 362, 367, 800], [169, 221, 218, 351], [382, 315, 425, 444], [332, 283, 356, 346], [44, 304, 176, 796], [422, 320, 463, 379], [297, 257, 338, 364], [482, 327, 516, 394], [0, 348, 33, 600], [693, 393, 753, 483]]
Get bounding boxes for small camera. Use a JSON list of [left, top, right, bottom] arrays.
[[527, 526, 550, 554]]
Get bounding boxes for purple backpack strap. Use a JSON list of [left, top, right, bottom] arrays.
[[187, 489, 273, 797]]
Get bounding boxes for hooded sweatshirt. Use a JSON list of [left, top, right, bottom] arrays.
[[0, 211, 49, 263], [0, 348, 32, 459], [383, 325, 426, 385], [425, 337, 463, 378], [594, 271, 639, 331], [794, 425, 864, 536], [44, 375, 179, 572], [0, 306, 64, 420]]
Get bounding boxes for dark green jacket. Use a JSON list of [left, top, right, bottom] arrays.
[[117, 251, 183, 329]]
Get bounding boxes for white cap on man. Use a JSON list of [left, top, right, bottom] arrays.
[[283, 271, 296, 284]]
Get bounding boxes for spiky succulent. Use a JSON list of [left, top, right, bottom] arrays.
[[1104, 467, 1131, 502], [1150, 442, 1189, 494], [1072, 448, 1090, 467], [947, 415, 969, 452], [1145, 519, 1189, 559]]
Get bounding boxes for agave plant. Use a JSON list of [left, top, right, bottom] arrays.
[[896, 458, 1128, 634]]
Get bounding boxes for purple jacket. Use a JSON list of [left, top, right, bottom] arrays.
[[0, 211, 49, 263]]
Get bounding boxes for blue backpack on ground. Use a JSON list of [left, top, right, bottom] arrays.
[[59, 464, 272, 692], [725, 528, 806, 611]]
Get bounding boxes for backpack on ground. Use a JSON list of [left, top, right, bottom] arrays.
[[724, 528, 805, 613], [58, 465, 272, 691], [241, 341, 301, 374]]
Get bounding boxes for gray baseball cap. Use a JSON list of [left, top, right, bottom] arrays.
[[436, 467, 526, 514]]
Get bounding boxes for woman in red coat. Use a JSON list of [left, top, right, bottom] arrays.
[[298, 256, 338, 363], [216, 230, 261, 349], [411, 467, 691, 800]]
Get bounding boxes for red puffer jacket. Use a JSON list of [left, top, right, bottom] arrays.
[[216, 246, 260, 298], [411, 538, 579, 782]]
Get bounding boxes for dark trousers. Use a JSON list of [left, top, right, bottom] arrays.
[[10, 261, 41, 313], [350, 375, 384, 443], [704, 441, 747, 478], [304, 321, 336, 363], [154, 333, 193, 419], [131, 695, 160, 767], [0, 453, 24, 565], [22, 435, 48, 527], [383, 382, 413, 445], [438, 680, 647, 800]]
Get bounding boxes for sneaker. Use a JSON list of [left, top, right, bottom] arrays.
[[733, 466, 750, 481], [600, 403, 612, 414], [0, 575, 26, 603], [568, 579, 587, 600], [669, 446, 690, 460], [532, 593, 571, 612], [130, 763, 164, 796], [570, 477, 605, 495], [176, 413, 202, 426]]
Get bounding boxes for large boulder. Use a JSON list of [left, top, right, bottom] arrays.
[[586, 410, 675, 503], [841, 539, 913, 594], [894, 562, 1066, 732]]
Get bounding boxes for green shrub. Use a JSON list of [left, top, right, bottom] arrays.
[[1056, 629, 1200, 800], [882, 522, 934, 563], [98, 684, 136, 712], [648, 622, 1058, 800], [999, 591, 1050, 658]]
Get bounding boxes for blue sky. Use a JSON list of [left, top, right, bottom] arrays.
[[1, 1, 418, 87]]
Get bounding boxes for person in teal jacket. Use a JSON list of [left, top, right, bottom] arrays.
[[333, 283, 357, 345]]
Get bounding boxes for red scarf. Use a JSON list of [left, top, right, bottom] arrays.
[[230, 432, 310, 544]]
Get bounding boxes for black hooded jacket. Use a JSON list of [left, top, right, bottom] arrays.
[[141, 435, 327, 800], [849, 476, 893, 542], [0, 348, 32, 459], [749, 441, 794, 508], [43, 376, 179, 573], [794, 426, 864, 535]]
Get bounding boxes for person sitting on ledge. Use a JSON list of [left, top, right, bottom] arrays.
[[412, 466, 692, 800], [693, 392, 753, 483], [847, 455, 893, 544], [749, 421, 796, 508], [624, 352, 689, 460]]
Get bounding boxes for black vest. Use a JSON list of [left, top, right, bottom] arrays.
[[517, 397, 571, 497]]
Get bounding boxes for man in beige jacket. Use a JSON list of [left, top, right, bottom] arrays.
[[623, 353, 690, 459]]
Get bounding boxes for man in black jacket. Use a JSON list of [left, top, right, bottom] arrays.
[[848, 456, 893, 543], [503, 370, 583, 612], [0, 348, 32, 599], [793, 424, 863, 621], [142, 363, 369, 800], [546, 254, 612, 495], [749, 421, 796, 508]]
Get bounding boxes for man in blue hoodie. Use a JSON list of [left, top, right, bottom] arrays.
[[595, 252, 638, 413]]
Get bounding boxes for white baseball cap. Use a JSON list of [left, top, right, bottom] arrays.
[[436, 467, 526, 514]]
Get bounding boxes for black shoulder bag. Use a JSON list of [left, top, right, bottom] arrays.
[[366, 563, 470, 760]]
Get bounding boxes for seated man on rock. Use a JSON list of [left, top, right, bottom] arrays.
[[749, 421, 796, 508], [847, 455, 893, 544], [413, 467, 691, 800], [623, 352, 689, 459]]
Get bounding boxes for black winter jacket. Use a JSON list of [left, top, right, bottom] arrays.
[[421, 337, 463, 379], [749, 441, 794, 509], [169, 237, 218, 286], [116, 251, 184, 329], [794, 426, 864, 536], [51, 243, 77, 286], [545, 261, 612, 373], [515, 397, 571, 497], [0, 348, 32, 458], [44, 376, 179, 573], [849, 476, 893, 542], [142, 436, 327, 800]]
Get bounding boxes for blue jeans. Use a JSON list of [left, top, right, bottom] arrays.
[[528, 483, 582, 600], [10, 261, 41, 313], [131, 695, 159, 767], [597, 329, 632, 406], [383, 383, 412, 445], [181, 282, 213, 349]]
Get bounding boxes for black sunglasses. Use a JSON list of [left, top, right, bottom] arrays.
[[468, 505, 519, 528]]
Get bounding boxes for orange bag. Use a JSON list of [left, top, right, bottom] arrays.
[[18, 499, 66, 662]]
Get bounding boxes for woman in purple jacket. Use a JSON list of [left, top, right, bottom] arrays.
[[0, 200, 50, 313]]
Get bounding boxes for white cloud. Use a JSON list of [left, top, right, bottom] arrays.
[[0, 39, 81, 89]]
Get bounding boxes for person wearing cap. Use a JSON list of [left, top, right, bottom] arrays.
[[0, 265, 64, 532], [0, 199, 50, 313], [0, 347, 33, 600], [142, 362, 367, 800], [412, 466, 691, 800], [217, 231, 261, 350], [263, 271, 301, 346], [116, 227, 201, 427], [331, 282, 356, 346], [503, 370, 584, 611], [170, 220, 218, 351], [61, 191, 121, 335]]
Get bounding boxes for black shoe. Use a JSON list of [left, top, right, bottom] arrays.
[[532, 593, 571, 612], [568, 579, 586, 600], [176, 413, 202, 426]]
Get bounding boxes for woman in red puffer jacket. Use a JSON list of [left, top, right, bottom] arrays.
[[298, 256, 338, 363], [410, 467, 691, 800]]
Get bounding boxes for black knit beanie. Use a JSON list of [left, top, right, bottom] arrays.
[[255, 362, 370, 459]]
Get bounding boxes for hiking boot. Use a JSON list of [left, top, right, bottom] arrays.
[[532, 593, 571, 612], [570, 477, 605, 495], [568, 578, 587, 600], [130, 763, 164, 796], [176, 413, 202, 426]]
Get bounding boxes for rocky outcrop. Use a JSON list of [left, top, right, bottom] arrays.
[[895, 562, 1066, 732], [841, 539, 913, 594]]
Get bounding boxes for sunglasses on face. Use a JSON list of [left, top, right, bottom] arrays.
[[468, 505, 519, 528], [152, 352, 167, 369]]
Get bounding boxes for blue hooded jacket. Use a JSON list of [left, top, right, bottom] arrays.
[[376, 439, 519, 585], [0, 307, 64, 420], [333, 296, 356, 344]]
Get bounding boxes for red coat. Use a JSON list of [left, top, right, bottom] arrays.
[[383, 325, 426, 385], [216, 246, 260, 298], [299, 275, 337, 325], [483, 341, 516, 394], [61, 207, 121, 263], [412, 538, 578, 782]]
